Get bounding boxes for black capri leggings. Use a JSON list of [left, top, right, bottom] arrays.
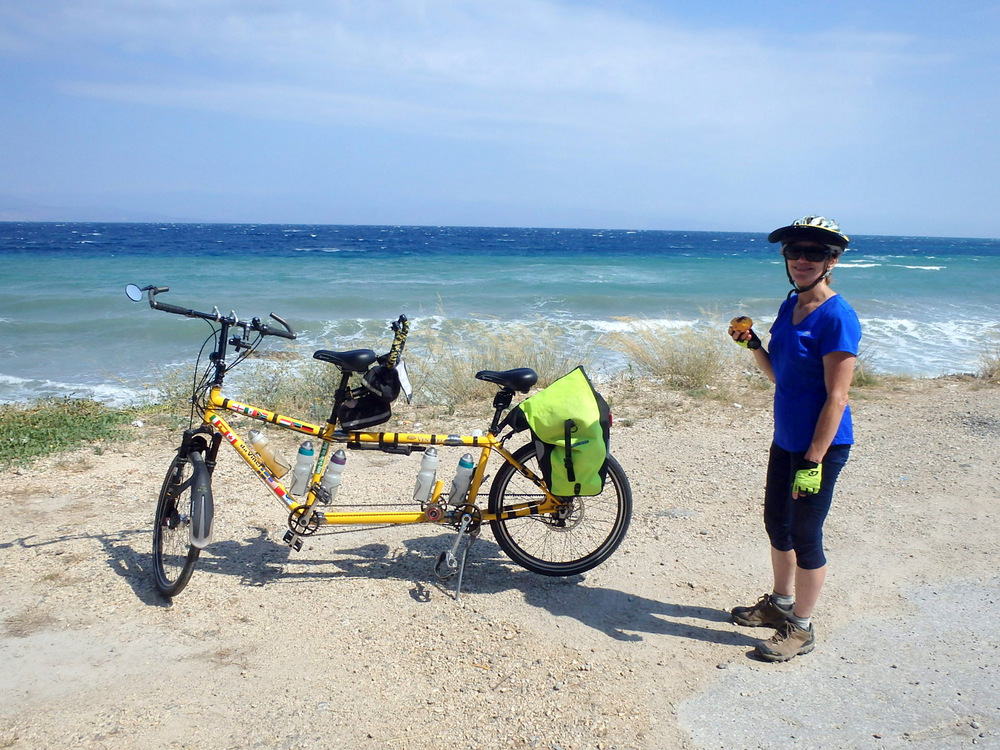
[[763, 442, 850, 570]]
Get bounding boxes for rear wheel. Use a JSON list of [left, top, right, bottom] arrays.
[[152, 451, 202, 597], [488, 443, 631, 576]]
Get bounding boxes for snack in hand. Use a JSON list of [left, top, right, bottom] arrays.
[[730, 316, 753, 333]]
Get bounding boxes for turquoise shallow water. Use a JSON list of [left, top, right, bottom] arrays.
[[2, 222, 999, 404]]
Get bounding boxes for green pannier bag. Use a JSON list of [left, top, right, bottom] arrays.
[[502, 366, 610, 496]]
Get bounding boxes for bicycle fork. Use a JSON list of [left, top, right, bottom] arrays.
[[187, 451, 214, 549], [181, 428, 220, 550]]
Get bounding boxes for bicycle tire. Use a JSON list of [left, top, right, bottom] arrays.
[[488, 442, 632, 576], [152, 451, 202, 597]]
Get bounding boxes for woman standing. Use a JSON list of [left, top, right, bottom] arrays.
[[730, 216, 861, 662]]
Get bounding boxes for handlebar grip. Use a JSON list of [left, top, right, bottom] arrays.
[[260, 313, 296, 339], [260, 326, 296, 340], [150, 299, 196, 316]]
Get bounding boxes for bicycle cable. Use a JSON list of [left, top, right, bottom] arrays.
[[188, 322, 222, 424], [226, 330, 263, 372], [187, 319, 269, 425]]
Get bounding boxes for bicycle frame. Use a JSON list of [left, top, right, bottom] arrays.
[[201, 385, 562, 529], [135, 283, 632, 599]]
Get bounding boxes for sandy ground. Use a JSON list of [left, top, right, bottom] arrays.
[[1, 376, 998, 749]]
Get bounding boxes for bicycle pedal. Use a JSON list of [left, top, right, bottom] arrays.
[[434, 550, 457, 579], [282, 530, 303, 552]]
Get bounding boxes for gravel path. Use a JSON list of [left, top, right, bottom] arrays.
[[1, 377, 998, 749]]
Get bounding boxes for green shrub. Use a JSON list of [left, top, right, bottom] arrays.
[[0, 399, 135, 467]]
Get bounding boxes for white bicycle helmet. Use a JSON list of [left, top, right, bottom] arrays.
[[768, 215, 849, 249]]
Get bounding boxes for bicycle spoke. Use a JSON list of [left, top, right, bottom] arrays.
[[152, 453, 201, 597], [488, 443, 631, 576]]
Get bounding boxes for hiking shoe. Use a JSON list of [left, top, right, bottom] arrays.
[[755, 621, 815, 662], [731, 594, 792, 628]]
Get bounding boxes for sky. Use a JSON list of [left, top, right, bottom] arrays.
[[1, 1, 998, 238]]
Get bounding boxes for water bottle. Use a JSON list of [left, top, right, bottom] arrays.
[[413, 447, 439, 504], [289, 440, 315, 496], [247, 429, 291, 478], [447, 453, 475, 506], [319, 449, 347, 504]]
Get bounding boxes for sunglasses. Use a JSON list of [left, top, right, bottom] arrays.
[[782, 243, 832, 262]]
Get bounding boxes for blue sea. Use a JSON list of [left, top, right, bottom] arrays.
[[2, 222, 999, 405]]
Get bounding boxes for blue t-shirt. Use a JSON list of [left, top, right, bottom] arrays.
[[768, 293, 862, 452]]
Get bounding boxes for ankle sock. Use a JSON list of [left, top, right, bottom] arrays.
[[771, 592, 794, 610], [787, 612, 811, 630]]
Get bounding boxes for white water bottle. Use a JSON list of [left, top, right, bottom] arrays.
[[413, 447, 439, 504], [448, 453, 475, 506], [319, 449, 347, 504], [248, 429, 291, 478], [289, 440, 315, 495]]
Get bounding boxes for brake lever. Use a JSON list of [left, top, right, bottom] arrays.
[[269, 313, 295, 336]]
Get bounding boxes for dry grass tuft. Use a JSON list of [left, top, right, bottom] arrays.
[[605, 318, 749, 395], [407, 318, 597, 410], [977, 341, 1000, 382]]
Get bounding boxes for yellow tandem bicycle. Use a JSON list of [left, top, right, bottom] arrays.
[[126, 284, 632, 598]]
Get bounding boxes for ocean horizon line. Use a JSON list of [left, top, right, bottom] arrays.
[[2, 218, 998, 243]]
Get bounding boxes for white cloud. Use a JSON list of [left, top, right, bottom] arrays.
[[3, 0, 993, 233], [18, 0, 921, 149]]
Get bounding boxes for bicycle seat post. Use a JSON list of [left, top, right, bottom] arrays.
[[327, 370, 354, 426], [488, 387, 514, 435]]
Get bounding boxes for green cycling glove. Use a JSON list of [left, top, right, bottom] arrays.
[[736, 331, 762, 350], [729, 318, 762, 350], [792, 460, 822, 495]]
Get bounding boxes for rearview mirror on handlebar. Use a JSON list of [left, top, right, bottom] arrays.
[[126, 284, 169, 303]]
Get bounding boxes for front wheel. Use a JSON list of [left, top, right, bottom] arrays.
[[152, 451, 202, 597], [488, 442, 632, 576]]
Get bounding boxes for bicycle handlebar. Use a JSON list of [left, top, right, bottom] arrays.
[[127, 284, 297, 339], [257, 313, 296, 339]]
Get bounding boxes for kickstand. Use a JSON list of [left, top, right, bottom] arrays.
[[452, 532, 477, 601], [434, 513, 478, 601]]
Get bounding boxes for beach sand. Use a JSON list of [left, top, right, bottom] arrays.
[[1, 376, 998, 749]]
